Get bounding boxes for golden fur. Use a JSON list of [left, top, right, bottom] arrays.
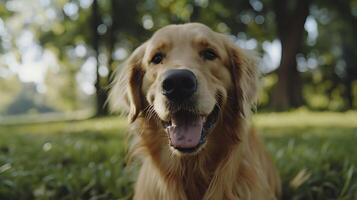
[[110, 23, 281, 200]]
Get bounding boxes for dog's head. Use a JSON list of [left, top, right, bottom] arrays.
[[110, 23, 258, 155]]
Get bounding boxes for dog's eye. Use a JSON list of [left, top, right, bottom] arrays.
[[201, 49, 217, 60], [151, 52, 164, 64]]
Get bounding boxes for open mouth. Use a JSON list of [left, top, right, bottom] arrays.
[[162, 105, 219, 153]]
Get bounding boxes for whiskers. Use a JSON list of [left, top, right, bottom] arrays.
[[143, 104, 159, 122], [215, 91, 225, 122]]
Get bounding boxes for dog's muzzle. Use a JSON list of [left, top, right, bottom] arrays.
[[160, 69, 219, 153]]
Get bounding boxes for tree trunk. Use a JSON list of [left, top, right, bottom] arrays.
[[270, 0, 310, 110], [332, 1, 357, 109], [107, 0, 118, 82], [342, 44, 356, 109], [190, 1, 201, 22], [92, 0, 109, 116]]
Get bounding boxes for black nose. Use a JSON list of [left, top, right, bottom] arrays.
[[162, 69, 197, 102]]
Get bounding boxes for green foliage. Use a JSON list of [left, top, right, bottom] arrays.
[[0, 1, 11, 53], [0, 111, 357, 199], [2, 0, 357, 114], [0, 76, 22, 114]]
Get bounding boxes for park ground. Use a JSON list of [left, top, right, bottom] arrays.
[[0, 110, 357, 199]]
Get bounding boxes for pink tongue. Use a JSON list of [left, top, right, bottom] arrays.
[[167, 118, 204, 148]]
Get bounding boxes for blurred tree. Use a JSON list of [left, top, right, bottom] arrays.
[[91, 0, 108, 116], [2, 0, 357, 116], [34, 0, 93, 112], [5, 83, 55, 115], [270, 0, 311, 110], [0, 1, 23, 114], [0, 1, 12, 53], [320, 0, 357, 109], [302, 0, 357, 110], [95, 0, 143, 116], [35, 0, 145, 116], [190, 0, 201, 22], [0, 76, 21, 114], [331, 0, 357, 109]]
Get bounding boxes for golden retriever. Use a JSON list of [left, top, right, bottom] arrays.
[[109, 23, 281, 200]]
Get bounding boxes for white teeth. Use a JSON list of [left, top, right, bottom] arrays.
[[164, 115, 206, 127], [201, 116, 207, 122]]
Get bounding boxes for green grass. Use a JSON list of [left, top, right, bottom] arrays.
[[0, 111, 357, 200], [255, 111, 357, 200], [0, 117, 134, 200]]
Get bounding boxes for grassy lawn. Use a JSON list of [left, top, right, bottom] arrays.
[[0, 111, 357, 200]]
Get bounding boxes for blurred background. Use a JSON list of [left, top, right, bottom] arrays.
[[1, 0, 357, 199], [1, 0, 357, 120]]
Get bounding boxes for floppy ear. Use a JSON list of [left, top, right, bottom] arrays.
[[109, 43, 147, 123], [226, 40, 260, 118]]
